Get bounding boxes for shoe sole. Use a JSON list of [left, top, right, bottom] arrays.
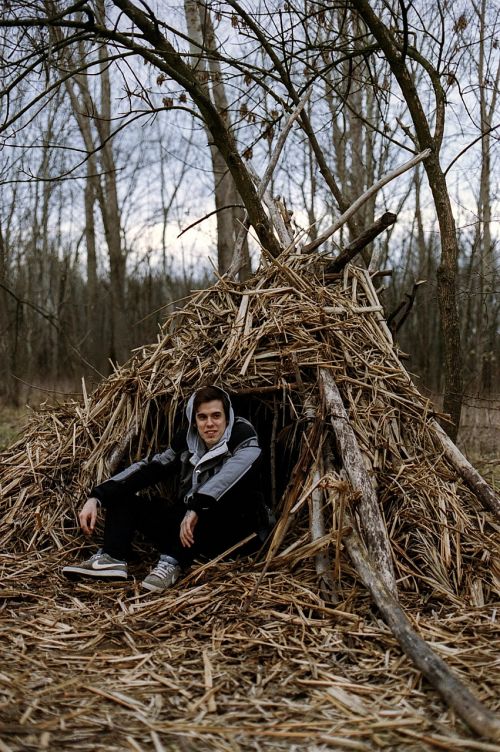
[[141, 576, 179, 593], [62, 567, 128, 581]]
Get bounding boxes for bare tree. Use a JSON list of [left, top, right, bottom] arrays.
[[472, 0, 499, 393], [0, 0, 497, 438], [347, 0, 463, 439], [47, 0, 129, 365], [184, 1, 251, 277]]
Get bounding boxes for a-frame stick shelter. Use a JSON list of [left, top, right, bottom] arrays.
[[0, 240, 499, 746]]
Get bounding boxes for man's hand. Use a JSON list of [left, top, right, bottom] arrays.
[[180, 510, 198, 548], [79, 497, 99, 535]]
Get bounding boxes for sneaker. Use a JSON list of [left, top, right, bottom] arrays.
[[62, 549, 128, 580], [142, 555, 181, 592]]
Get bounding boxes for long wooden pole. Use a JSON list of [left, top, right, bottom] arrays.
[[339, 504, 500, 741], [320, 367, 397, 596]]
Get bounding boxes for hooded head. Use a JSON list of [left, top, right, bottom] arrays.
[[185, 386, 234, 456]]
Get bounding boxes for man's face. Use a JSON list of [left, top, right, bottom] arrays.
[[195, 399, 228, 448]]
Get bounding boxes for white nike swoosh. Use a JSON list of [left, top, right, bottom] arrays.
[[91, 561, 123, 570]]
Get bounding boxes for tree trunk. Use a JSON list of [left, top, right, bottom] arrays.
[[49, 8, 129, 367], [426, 157, 462, 439], [95, 2, 128, 364], [351, 0, 463, 441], [0, 222, 19, 405], [115, 0, 282, 259], [84, 157, 100, 369], [96, 141, 128, 365], [184, 0, 250, 278], [476, 0, 499, 393]]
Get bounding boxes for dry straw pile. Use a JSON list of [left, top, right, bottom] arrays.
[[0, 250, 499, 751]]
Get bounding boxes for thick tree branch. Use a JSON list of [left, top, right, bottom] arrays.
[[320, 367, 397, 595], [112, 0, 282, 258], [325, 211, 397, 274]]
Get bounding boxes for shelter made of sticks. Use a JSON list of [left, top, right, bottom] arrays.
[[0, 247, 499, 751]]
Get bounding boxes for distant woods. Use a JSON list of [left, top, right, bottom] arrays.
[[0, 217, 211, 403], [0, 1, 498, 430]]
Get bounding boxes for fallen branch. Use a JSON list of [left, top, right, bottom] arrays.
[[337, 501, 500, 741]]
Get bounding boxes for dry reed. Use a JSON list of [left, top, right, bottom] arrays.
[[0, 252, 498, 750]]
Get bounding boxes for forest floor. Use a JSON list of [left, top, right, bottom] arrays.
[[0, 402, 29, 449], [456, 395, 500, 488], [0, 391, 498, 752]]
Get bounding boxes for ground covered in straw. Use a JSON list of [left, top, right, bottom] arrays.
[[0, 253, 499, 750], [1, 547, 499, 752]]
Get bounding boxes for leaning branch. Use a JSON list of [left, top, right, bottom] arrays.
[[303, 149, 431, 254], [338, 507, 500, 741], [320, 367, 397, 595], [227, 88, 311, 278], [257, 87, 312, 200]]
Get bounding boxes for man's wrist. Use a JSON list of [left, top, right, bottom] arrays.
[[188, 493, 214, 514]]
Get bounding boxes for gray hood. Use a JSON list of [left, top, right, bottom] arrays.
[[185, 387, 235, 465]]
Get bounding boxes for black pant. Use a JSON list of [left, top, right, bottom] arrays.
[[102, 494, 259, 567]]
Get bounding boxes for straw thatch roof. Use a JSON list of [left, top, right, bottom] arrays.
[[0, 250, 499, 751]]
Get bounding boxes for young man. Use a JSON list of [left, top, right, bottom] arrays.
[[62, 386, 267, 592]]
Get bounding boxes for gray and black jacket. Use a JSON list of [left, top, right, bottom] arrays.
[[91, 389, 263, 518]]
